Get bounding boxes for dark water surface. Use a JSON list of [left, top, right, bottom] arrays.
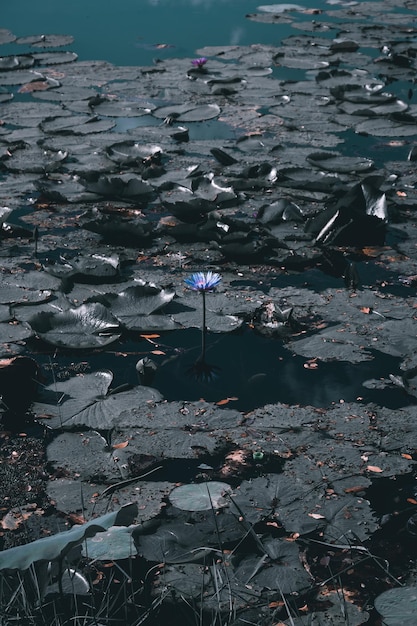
[[3, 0, 324, 66]]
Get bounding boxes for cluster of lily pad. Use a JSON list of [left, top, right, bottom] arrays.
[[2, 0, 417, 621]]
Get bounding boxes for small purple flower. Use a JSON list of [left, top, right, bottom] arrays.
[[184, 271, 222, 292], [191, 57, 208, 69]]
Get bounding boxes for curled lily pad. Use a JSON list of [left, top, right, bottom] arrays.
[[45, 254, 120, 282], [152, 103, 221, 122], [307, 151, 374, 174], [106, 141, 163, 165], [0, 55, 34, 71], [2, 145, 68, 174], [85, 174, 154, 200], [0, 29, 16, 45], [169, 482, 232, 511], [257, 4, 305, 12], [27, 303, 122, 349]]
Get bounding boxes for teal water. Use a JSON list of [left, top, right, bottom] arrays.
[[2, 0, 322, 66]]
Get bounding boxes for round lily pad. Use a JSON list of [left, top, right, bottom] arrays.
[[169, 482, 232, 511], [374, 586, 417, 625]]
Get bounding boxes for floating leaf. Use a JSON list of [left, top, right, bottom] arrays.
[[27, 303, 122, 349], [374, 586, 417, 626], [169, 482, 232, 511]]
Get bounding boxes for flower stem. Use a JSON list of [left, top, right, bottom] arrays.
[[201, 290, 207, 359]]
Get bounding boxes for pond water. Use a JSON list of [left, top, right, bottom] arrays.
[[3, 0, 327, 66]]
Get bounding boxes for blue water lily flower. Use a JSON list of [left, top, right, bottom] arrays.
[[183, 271, 222, 383], [184, 271, 222, 292]]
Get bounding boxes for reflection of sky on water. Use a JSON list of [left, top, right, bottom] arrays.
[[2, 0, 327, 66]]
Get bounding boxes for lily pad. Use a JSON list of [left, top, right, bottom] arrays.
[[27, 302, 122, 349], [374, 586, 417, 626], [34, 370, 162, 429], [82, 525, 137, 560], [100, 283, 176, 330], [152, 103, 221, 122], [169, 482, 233, 511]]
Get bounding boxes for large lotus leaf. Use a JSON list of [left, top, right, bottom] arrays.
[[34, 371, 162, 429], [102, 284, 176, 330], [27, 303, 122, 348], [169, 482, 232, 511], [0, 503, 138, 571], [374, 586, 417, 626]]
